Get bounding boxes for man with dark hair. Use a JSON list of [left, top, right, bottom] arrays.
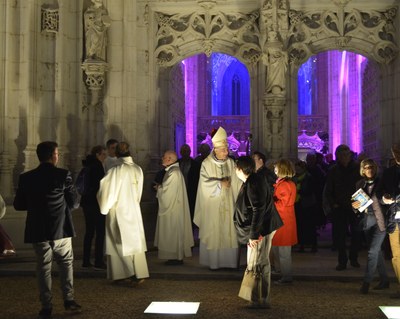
[[178, 144, 200, 226], [323, 144, 362, 271], [13, 141, 81, 319], [104, 138, 119, 172], [252, 151, 276, 191]]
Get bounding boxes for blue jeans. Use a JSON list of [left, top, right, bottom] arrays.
[[32, 238, 75, 309], [363, 224, 388, 283]]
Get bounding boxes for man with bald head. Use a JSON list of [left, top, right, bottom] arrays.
[[154, 150, 194, 265]]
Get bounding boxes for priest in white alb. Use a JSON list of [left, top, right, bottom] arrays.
[[97, 142, 149, 285], [194, 127, 243, 269], [154, 150, 194, 265]]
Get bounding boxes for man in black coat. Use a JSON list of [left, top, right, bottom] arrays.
[[323, 144, 362, 271], [178, 144, 201, 227], [13, 141, 81, 319]]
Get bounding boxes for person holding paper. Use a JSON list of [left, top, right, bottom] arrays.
[[352, 159, 389, 294]]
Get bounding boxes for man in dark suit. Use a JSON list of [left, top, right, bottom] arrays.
[[13, 141, 81, 319], [178, 144, 201, 227]]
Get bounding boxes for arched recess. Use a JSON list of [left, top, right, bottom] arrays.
[[296, 51, 381, 160], [286, 4, 398, 160], [152, 4, 262, 158]]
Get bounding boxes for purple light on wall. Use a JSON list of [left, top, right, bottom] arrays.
[[183, 57, 196, 155], [329, 51, 342, 153], [328, 50, 365, 155]]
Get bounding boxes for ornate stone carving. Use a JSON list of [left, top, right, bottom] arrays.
[[154, 9, 261, 67], [81, 60, 109, 91], [197, 0, 217, 10], [84, 0, 111, 61], [263, 45, 288, 96], [41, 6, 59, 33], [82, 1, 110, 108], [264, 97, 285, 158], [287, 6, 399, 65], [144, 5, 149, 26]]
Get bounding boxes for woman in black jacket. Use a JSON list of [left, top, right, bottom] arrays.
[[234, 156, 283, 309], [352, 159, 389, 294], [80, 145, 107, 270]]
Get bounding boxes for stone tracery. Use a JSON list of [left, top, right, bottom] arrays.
[[154, 9, 262, 66]]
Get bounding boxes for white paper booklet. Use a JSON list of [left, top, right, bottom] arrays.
[[351, 188, 373, 212]]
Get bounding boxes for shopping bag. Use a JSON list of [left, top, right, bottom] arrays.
[[238, 268, 260, 301], [238, 246, 260, 301]]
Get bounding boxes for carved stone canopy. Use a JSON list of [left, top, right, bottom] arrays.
[[81, 59, 109, 91]]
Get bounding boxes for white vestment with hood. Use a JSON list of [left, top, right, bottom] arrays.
[[193, 153, 242, 269], [154, 162, 194, 260], [97, 156, 149, 280]]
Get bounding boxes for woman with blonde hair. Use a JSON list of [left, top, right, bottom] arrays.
[[271, 159, 297, 284], [352, 159, 388, 294]]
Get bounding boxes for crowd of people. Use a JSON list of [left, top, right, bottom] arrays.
[[7, 129, 400, 317]]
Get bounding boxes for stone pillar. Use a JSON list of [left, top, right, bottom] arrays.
[[81, 0, 110, 149], [260, 0, 290, 159], [0, 2, 13, 199]]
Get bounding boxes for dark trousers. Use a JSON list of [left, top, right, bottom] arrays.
[[82, 205, 105, 266], [332, 207, 362, 266]]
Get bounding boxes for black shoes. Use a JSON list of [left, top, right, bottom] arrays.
[[94, 263, 107, 271], [373, 281, 390, 290], [38, 308, 52, 319], [336, 260, 360, 270], [38, 301, 81, 318], [275, 279, 293, 285], [246, 302, 271, 309], [64, 300, 82, 313], [335, 264, 346, 271], [390, 291, 400, 299], [360, 282, 369, 294], [165, 259, 184, 265]]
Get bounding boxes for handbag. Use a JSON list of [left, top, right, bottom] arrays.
[[238, 246, 260, 301]]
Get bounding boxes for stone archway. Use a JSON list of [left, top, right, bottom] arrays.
[[148, 0, 398, 160], [151, 2, 261, 157], [287, 3, 398, 160]]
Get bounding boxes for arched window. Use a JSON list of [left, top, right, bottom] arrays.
[[232, 74, 241, 115]]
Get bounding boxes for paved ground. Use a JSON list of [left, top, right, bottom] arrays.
[[1, 226, 400, 318]]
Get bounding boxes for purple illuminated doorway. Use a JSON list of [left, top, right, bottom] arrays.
[[298, 50, 369, 157], [174, 53, 250, 157]]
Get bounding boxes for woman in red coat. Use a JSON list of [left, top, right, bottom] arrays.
[[272, 159, 297, 284]]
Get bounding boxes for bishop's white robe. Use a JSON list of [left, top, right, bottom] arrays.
[[154, 162, 194, 260], [193, 153, 242, 269], [97, 156, 149, 280]]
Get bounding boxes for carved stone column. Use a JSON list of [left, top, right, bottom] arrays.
[[260, 0, 289, 159], [81, 1, 110, 110], [81, 59, 109, 108], [264, 96, 285, 159]]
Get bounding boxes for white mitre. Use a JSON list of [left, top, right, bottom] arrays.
[[211, 127, 228, 148]]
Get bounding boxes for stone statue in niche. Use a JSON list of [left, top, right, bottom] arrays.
[[84, 0, 111, 61], [263, 32, 287, 95]]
